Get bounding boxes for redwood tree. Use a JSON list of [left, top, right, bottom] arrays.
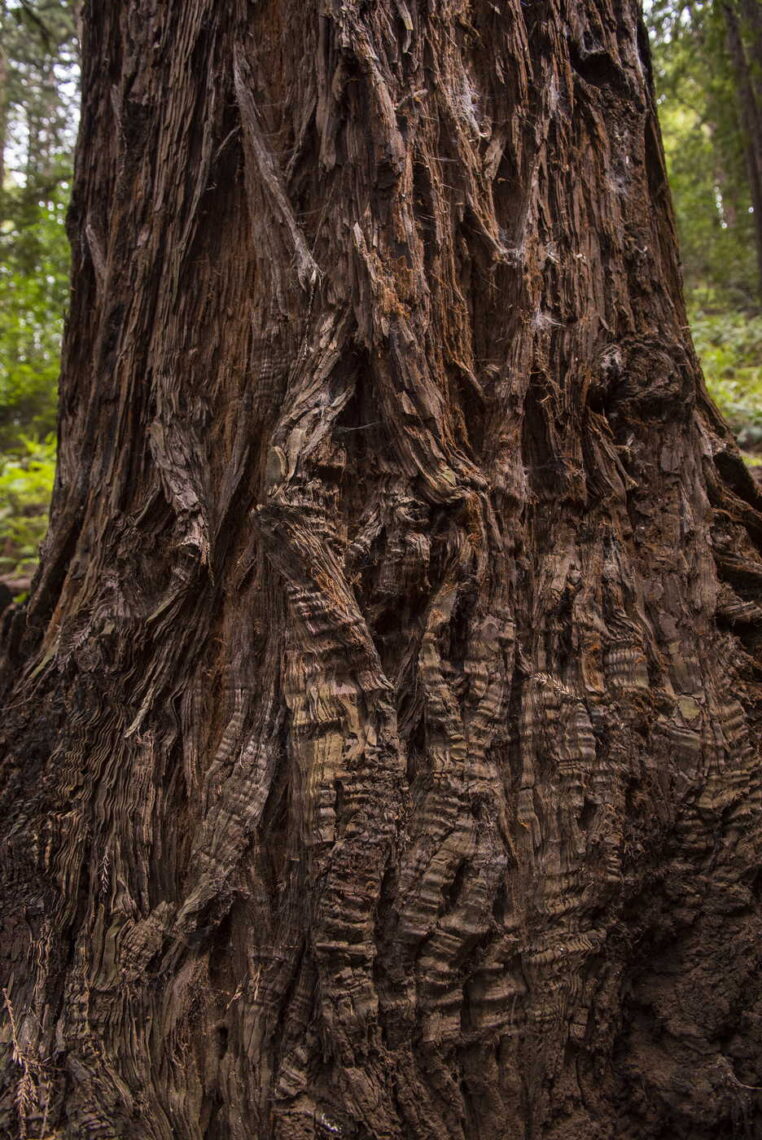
[[2, 1, 762, 1137]]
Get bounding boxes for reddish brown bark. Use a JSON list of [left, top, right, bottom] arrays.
[[1, 1, 762, 1137]]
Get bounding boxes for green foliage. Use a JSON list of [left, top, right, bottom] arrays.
[[0, 1, 75, 582], [0, 433, 55, 578], [647, 2, 762, 463], [0, 184, 70, 448], [0, 0, 79, 186], [690, 307, 762, 448], [0, 0, 77, 452], [649, 0, 758, 306]]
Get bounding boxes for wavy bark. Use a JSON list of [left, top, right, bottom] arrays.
[[1, 1, 762, 1137]]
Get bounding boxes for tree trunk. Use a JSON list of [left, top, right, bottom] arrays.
[[2, 1, 762, 1137], [0, 1, 7, 201], [724, 0, 762, 297]]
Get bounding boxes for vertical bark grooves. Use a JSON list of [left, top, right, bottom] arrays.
[[1, 1, 762, 1137]]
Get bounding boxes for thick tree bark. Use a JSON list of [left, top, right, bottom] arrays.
[[2, 1, 762, 1137]]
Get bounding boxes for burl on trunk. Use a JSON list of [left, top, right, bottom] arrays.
[[2, 1, 762, 1137]]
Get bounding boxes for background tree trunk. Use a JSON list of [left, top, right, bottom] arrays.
[[2, 1, 762, 1137], [724, 0, 762, 298]]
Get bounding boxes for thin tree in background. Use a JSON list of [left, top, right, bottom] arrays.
[[723, 0, 762, 295], [1, 2, 762, 1138], [651, 0, 762, 302]]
